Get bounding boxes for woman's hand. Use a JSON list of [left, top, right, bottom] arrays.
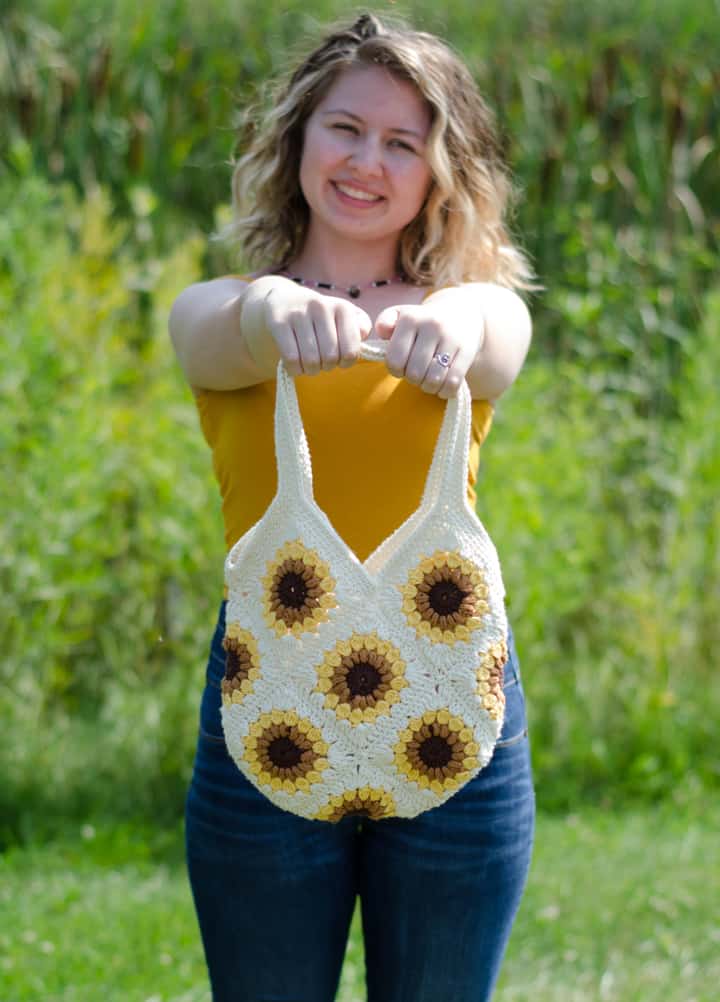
[[374, 284, 532, 401], [253, 277, 372, 378], [374, 302, 484, 399]]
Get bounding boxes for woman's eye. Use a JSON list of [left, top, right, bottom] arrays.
[[389, 140, 416, 153], [333, 123, 358, 134]]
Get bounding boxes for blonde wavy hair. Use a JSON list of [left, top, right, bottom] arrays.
[[227, 12, 534, 290]]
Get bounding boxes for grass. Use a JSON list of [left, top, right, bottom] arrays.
[[1, 803, 718, 1001]]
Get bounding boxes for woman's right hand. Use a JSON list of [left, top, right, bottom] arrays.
[[242, 275, 372, 378]]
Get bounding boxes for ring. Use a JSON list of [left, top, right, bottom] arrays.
[[433, 352, 452, 367]]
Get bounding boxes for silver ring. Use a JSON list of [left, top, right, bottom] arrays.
[[433, 352, 452, 368]]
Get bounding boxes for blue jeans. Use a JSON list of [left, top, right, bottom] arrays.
[[185, 602, 536, 1002]]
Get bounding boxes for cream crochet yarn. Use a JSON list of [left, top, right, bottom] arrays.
[[221, 341, 509, 822]]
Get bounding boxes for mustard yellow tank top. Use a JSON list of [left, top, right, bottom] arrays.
[[195, 364, 494, 564]]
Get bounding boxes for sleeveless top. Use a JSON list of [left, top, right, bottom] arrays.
[[221, 341, 508, 820], [193, 284, 494, 563]]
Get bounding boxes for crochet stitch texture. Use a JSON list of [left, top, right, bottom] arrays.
[[222, 342, 509, 821]]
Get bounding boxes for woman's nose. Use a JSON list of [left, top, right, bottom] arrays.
[[348, 137, 383, 174]]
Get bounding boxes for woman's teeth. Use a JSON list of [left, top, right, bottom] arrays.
[[335, 183, 382, 202]]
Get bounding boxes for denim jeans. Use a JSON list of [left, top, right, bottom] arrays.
[[185, 602, 536, 1002]]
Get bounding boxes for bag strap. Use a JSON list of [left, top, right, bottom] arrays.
[[273, 341, 472, 515]]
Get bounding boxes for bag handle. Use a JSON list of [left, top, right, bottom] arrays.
[[355, 342, 474, 514], [273, 341, 472, 515]]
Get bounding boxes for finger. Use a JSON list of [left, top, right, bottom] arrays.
[[335, 305, 362, 368], [267, 318, 303, 377], [437, 340, 477, 399], [291, 312, 321, 376], [384, 313, 420, 378], [308, 300, 340, 371], [420, 344, 457, 396], [374, 307, 399, 341], [404, 319, 445, 385], [355, 306, 372, 341]]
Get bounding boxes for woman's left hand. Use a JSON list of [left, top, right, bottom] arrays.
[[373, 303, 483, 399]]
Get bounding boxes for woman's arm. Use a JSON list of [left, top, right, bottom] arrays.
[[169, 276, 280, 391], [375, 283, 532, 402], [168, 275, 372, 390]]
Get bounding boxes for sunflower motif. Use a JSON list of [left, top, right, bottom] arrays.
[[314, 786, 396, 823], [394, 709, 480, 794], [400, 551, 489, 645], [261, 539, 337, 637], [314, 632, 408, 725], [221, 624, 262, 706], [241, 709, 330, 794], [477, 639, 507, 721]]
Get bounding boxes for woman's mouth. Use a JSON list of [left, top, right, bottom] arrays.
[[332, 181, 385, 207]]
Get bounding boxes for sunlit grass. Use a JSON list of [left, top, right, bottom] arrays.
[[1, 803, 718, 1001]]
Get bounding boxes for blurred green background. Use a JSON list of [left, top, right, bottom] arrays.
[[2, 0, 718, 844], [2, 0, 716, 841]]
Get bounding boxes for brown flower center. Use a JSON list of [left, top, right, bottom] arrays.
[[346, 661, 381, 697], [267, 735, 303, 769], [427, 580, 465, 615], [316, 788, 395, 823], [419, 735, 453, 769], [224, 644, 251, 681], [276, 571, 309, 609], [343, 807, 370, 818]]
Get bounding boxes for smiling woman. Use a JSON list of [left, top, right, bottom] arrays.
[[298, 65, 433, 250], [170, 11, 536, 1002]]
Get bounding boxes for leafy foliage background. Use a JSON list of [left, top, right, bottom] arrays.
[[1, 0, 718, 846]]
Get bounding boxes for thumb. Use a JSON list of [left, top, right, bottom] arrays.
[[374, 307, 399, 340], [354, 306, 372, 340]]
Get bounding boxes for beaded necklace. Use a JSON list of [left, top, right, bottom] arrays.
[[280, 271, 408, 300]]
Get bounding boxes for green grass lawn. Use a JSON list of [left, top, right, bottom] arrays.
[[1, 803, 718, 1001]]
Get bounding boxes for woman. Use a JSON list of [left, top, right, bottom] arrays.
[[170, 13, 535, 1002]]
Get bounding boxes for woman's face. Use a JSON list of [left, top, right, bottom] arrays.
[[299, 64, 433, 247]]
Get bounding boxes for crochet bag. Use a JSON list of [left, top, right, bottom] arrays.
[[221, 341, 509, 822]]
